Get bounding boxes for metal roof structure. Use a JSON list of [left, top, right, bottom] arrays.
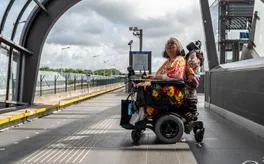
[[211, 0, 255, 64], [0, 0, 80, 104]]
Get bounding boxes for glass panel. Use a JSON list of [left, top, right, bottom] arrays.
[[254, 0, 264, 56], [6, 49, 18, 101], [0, 46, 9, 102], [0, 0, 10, 25], [225, 51, 233, 63], [210, 0, 220, 61], [13, 1, 36, 43], [1, 0, 27, 39]]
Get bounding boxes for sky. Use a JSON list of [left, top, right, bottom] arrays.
[[41, 0, 218, 73], [0, 0, 216, 73]]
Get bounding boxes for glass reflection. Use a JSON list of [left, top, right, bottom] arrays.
[[13, 1, 36, 43], [0, 0, 10, 25], [6, 50, 18, 101], [1, 0, 26, 39], [0, 46, 9, 102]]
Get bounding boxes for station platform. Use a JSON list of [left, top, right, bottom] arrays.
[[0, 83, 124, 129], [0, 89, 263, 164]]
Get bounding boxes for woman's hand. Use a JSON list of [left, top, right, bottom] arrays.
[[142, 74, 155, 79], [147, 75, 155, 79], [155, 74, 163, 80]]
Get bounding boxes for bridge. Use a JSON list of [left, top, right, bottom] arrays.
[[0, 0, 264, 164]]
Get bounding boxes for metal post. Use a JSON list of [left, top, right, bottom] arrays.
[[139, 29, 143, 51], [65, 75, 68, 92], [40, 75, 44, 96], [86, 77, 89, 88], [87, 81, 90, 93], [54, 75, 56, 94], [232, 42, 240, 62], [54, 75, 59, 94], [219, 1, 226, 64], [11, 73, 15, 100], [199, 0, 219, 69], [74, 75, 76, 90], [81, 76, 83, 89]]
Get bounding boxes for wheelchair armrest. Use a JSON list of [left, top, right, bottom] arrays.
[[151, 80, 185, 88], [130, 79, 147, 84]]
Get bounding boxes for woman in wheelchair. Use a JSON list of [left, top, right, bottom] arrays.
[[122, 37, 204, 144]]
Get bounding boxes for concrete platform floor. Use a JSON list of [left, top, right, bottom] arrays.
[[0, 90, 263, 164]]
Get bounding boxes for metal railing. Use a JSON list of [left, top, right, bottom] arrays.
[[35, 72, 125, 97]]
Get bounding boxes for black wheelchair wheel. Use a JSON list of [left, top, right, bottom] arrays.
[[193, 121, 205, 143], [131, 130, 141, 144], [155, 114, 184, 144], [194, 127, 204, 143]]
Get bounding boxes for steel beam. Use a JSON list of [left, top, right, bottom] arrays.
[[19, 0, 81, 104], [7, 0, 32, 102], [0, 35, 33, 55], [33, 0, 48, 13], [199, 0, 219, 69], [219, 1, 226, 64]]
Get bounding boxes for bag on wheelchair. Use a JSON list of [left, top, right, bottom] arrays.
[[120, 98, 135, 129]]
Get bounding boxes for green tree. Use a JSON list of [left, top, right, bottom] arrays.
[[40, 66, 122, 76]]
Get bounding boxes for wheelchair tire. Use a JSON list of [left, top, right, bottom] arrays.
[[193, 121, 205, 143], [131, 130, 141, 144], [194, 127, 204, 143], [155, 114, 184, 144]]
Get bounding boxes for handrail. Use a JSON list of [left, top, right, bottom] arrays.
[[0, 35, 33, 55]]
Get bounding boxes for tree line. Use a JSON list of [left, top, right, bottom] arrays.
[[40, 66, 122, 76]]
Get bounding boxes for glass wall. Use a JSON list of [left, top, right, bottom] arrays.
[[13, 1, 36, 43], [0, 0, 39, 105], [0, 1, 9, 21], [0, 45, 18, 102], [254, 0, 264, 56], [210, 0, 254, 63], [210, 0, 220, 62], [1, 0, 26, 39], [7, 50, 18, 101], [0, 46, 9, 102]]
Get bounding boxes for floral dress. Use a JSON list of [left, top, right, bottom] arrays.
[[156, 56, 186, 80], [146, 56, 186, 110]]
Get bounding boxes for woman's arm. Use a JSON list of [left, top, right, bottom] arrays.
[[155, 60, 168, 76]]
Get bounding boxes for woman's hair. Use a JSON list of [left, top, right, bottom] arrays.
[[163, 37, 184, 58]]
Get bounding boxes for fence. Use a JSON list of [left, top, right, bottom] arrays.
[[35, 71, 125, 97]]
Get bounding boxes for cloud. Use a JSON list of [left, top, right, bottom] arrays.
[[42, 0, 207, 72]]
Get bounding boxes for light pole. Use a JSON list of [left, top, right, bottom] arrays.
[[61, 46, 70, 73], [103, 60, 109, 76], [110, 64, 116, 76], [128, 40, 133, 52], [92, 55, 99, 77], [129, 26, 143, 51]]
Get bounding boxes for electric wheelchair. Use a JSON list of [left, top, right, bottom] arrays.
[[120, 78, 205, 144]]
